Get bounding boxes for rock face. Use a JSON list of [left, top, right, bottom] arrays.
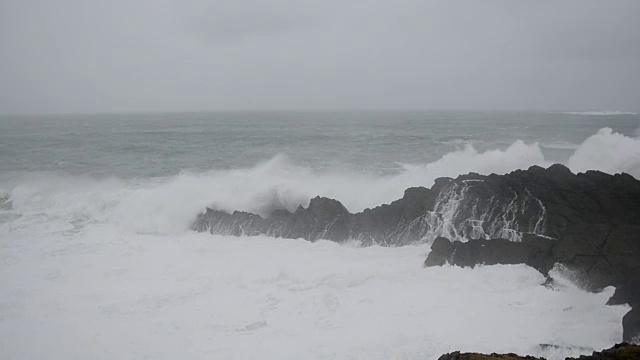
[[424, 226, 640, 293], [424, 235, 557, 272], [436, 343, 640, 360], [193, 164, 640, 245], [565, 342, 640, 359], [193, 164, 640, 341], [436, 351, 544, 360], [423, 228, 640, 342], [623, 307, 640, 344], [193, 187, 436, 246]]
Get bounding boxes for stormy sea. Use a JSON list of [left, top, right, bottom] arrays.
[[1, 110, 639, 360]]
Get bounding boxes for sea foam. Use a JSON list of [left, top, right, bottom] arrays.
[[1, 127, 638, 359], [0, 231, 628, 360]]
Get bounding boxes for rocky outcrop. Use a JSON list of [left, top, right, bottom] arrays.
[[436, 343, 640, 360], [565, 342, 640, 359], [193, 164, 640, 246], [423, 225, 640, 342], [623, 307, 640, 344], [424, 235, 557, 272], [437, 351, 543, 360], [424, 225, 640, 292], [193, 164, 640, 340], [193, 187, 436, 246]]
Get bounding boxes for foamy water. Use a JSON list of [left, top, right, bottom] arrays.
[[0, 229, 628, 360], [1, 112, 640, 359]]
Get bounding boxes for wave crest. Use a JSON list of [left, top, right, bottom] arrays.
[[1, 128, 639, 236], [560, 111, 639, 116]]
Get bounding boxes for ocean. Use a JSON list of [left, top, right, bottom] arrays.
[[1, 110, 639, 359]]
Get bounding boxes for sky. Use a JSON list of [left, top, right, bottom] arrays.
[[1, 0, 639, 114]]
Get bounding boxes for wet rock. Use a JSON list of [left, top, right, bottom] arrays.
[[436, 343, 640, 360], [423, 227, 640, 344], [193, 164, 640, 247], [436, 351, 543, 360], [623, 307, 640, 343], [193, 164, 640, 343], [423, 237, 455, 266], [565, 342, 640, 359], [424, 235, 556, 274], [193, 186, 437, 246]]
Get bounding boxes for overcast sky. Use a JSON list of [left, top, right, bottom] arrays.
[[1, 0, 639, 114]]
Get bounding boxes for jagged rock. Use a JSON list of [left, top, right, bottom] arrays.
[[423, 225, 640, 341], [566, 342, 640, 359], [427, 164, 640, 241], [423, 237, 455, 266], [193, 164, 640, 246], [424, 235, 556, 274], [436, 351, 543, 360], [194, 187, 436, 245], [436, 343, 640, 360]]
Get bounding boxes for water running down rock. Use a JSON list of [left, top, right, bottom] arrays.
[[193, 163, 640, 343]]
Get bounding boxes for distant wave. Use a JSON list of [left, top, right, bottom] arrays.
[[559, 111, 638, 116], [540, 141, 580, 150]]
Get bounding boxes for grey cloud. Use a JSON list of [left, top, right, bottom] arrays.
[[1, 0, 639, 114], [186, 3, 317, 47]]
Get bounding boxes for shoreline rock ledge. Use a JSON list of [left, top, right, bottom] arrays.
[[436, 342, 640, 360], [193, 163, 640, 246]]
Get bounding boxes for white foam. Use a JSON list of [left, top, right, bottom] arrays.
[[568, 127, 640, 176], [2, 127, 639, 237], [0, 229, 628, 360], [1, 127, 637, 359], [560, 111, 639, 116]]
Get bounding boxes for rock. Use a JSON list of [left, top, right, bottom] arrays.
[[424, 235, 556, 275], [565, 342, 640, 359], [436, 343, 640, 360], [436, 351, 543, 360], [623, 307, 640, 343], [607, 268, 640, 306], [193, 164, 640, 344], [193, 186, 437, 246], [424, 237, 455, 266], [193, 164, 640, 246], [423, 228, 640, 343]]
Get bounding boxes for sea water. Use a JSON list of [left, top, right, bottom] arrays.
[[1, 110, 639, 359]]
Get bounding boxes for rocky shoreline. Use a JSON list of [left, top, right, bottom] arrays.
[[436, 342, 639, 360], [192, 164, 640, 344], [193, 163, 640, 246]]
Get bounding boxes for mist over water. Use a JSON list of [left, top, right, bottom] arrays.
[[1, 111, 639, 359]]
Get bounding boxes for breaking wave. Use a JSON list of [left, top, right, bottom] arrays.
[[1, 127, 637, 360], [1, 127, 639, 236]]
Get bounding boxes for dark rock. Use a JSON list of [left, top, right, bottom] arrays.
[[436, 350, 544, 359], [623, 307, 640, 343], [608, 269, 640, 306], [436, 343, 640, 360], [424, 235, 556, 274], [193, 186, 437, 246], [566, 342, 640, 359], [193, 164, 640, 247], [423, 226, 640, 343], [424, 237, 455, 266]]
